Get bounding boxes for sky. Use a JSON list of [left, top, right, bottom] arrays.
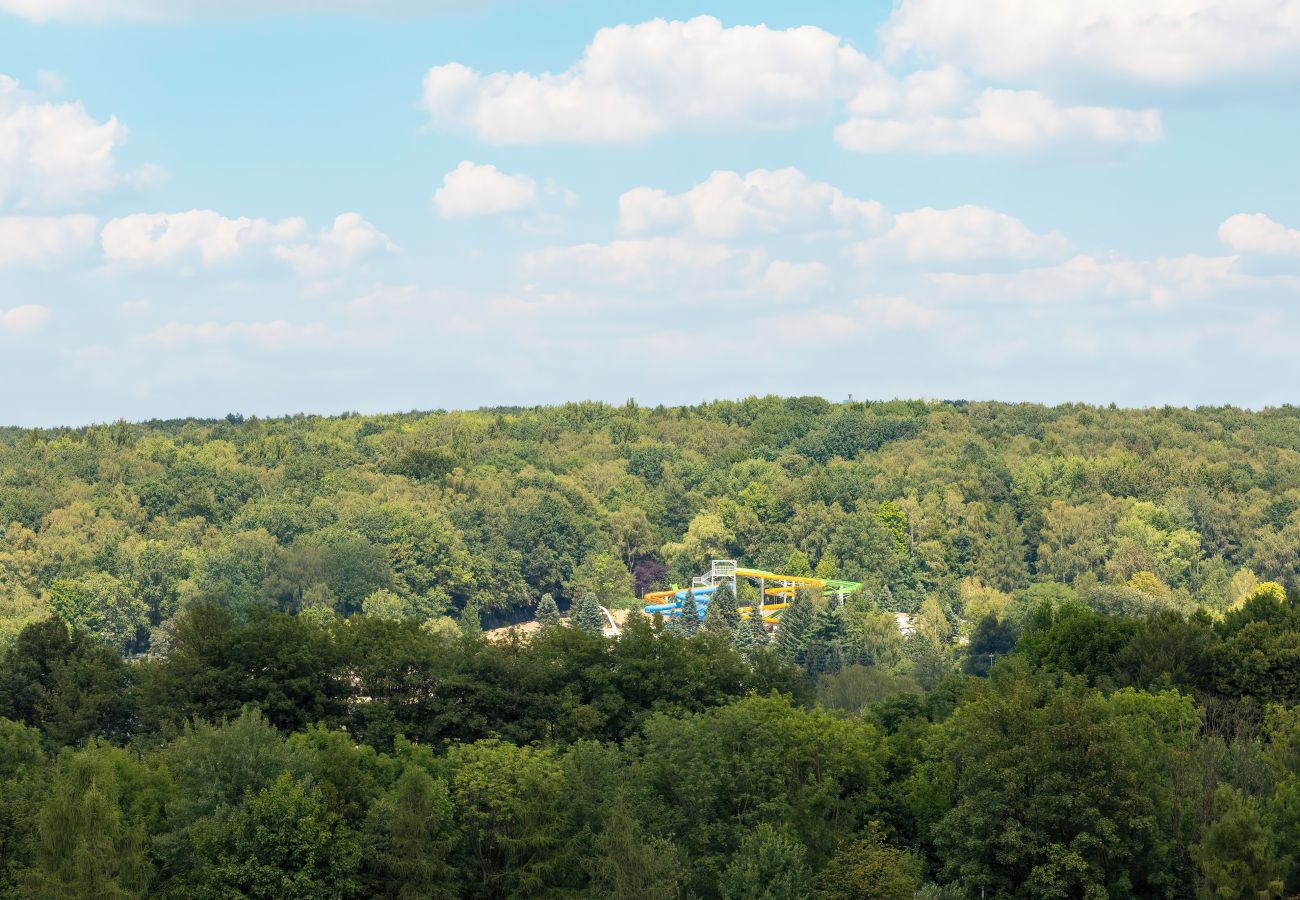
[[1, 0, 1299, 426]]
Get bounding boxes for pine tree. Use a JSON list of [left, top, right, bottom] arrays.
[[677, 591, 700, 636], [775, 589, 814, 667], [535, 593, 561, 628], [574, 592, 606, 634], [730, 617, 754, 656], [705, 582, 740, 633], [748, 603, 771, 648]]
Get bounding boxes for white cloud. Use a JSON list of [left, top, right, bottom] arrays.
[[520, 237, 768, 291], [101, 209, 393, 276], [273, 213, 397, 277], [850, 205, 1069, 263], [835, 67, 1161, 155], [0, 75, 137, 209], [422, 16, 874, 143], [101, 210, 305, 267], [930, 253, 1242, 306], [120, 298, 152, 315], [0, 304, 51, 334], [0, 214, 98, 267], [433, 161, 537, 218], [136, 319, 329, 349], [761, 260, 830, 299], [881, 0, 1300, 87], [619, 167, 888, 239], [1219, 213, 1300, 256]]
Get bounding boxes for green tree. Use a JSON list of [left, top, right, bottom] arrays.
[[361, 588, 405, 622], [817, 829, 924, 900], [588, 799, 687, 899], [1192, 786, 1284, 900], [775, 590, 814, 666], [535, 592, 561, 628], [191, 773, 360, 899], [458, 600, 483, 637], [784, 550, 813, 578], [21, 742, 153, 899], [705, 582, 741, 633], [676, 591, 700, 637], [719, 824, 814, 900], [46, 573, 148, 654], [574, 592, 606, 634], [913, 674, 1198, 899], [0, 618, 136, 747], [361, 766, 458, 899]]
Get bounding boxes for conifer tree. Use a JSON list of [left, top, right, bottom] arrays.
[[749, 603, 771, 648], [574, 592, 606, 634], [705, 582, 740, 633], [677, 591, 700, 636], [730, 616, 754, 657], [776, 589, 815, 667], [535, 593, 561, 628]]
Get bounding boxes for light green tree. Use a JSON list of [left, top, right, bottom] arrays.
[[535, 593, 561, 628], [573, 592, 606, 634]]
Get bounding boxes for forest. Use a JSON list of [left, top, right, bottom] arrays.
[[2, 397, 1300, 898]]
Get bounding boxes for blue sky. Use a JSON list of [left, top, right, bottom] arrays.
[[1, 0, 1299, 426]]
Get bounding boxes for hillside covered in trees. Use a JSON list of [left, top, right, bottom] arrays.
[[2, 398, 1300, 898]]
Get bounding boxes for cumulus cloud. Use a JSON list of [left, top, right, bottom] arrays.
[[0, 75, 141, 209], [880, 0, 1300, 87], [520, 237, 769, 292], [834, 67, 1162, 154], [101, 209, 393, 276], [0, 214, 98, 267], [850, 205, 1070, 263], [136, 319, 329, 349], [1219, 213, 1300, 256], [433, 161, 537, 218], [101, 210, 305, 267], [619, 167, 888, 239], [929, 254, 1242, 306], [422, 16, 874, 143], [273, 213, 397, 277], [0, 304, 51, 334]]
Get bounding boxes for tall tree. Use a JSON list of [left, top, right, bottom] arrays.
[[705, 582, 740, 633], [21, 742, 153, 899]]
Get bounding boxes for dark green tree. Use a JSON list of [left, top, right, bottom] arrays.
[[361, 766, 458, 899], [706, 582, 741, 633], [0, 618, 136, 748], [676, 591, 700, 637]]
